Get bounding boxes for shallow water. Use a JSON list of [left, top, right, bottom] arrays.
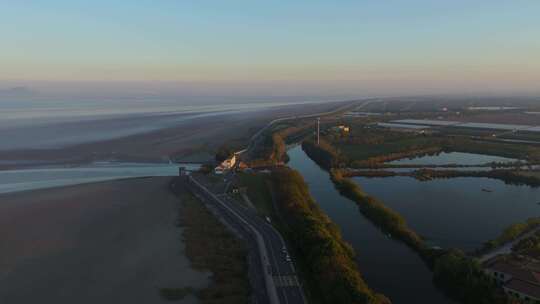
[[0, 163, 198, 194]]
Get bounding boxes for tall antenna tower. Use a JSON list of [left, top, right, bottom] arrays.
[[317, 117, 320, 145]]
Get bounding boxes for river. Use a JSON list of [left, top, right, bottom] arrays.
[[352, 175, 540, 251], [287, 146, 455, 303]]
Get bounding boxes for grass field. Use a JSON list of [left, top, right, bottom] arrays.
[[335, 136, 439, 161], [235, 172, 275, 217]]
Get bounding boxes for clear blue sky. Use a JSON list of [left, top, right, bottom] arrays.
[[1, 1, 539, 96]]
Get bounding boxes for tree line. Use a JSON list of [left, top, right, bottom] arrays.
[[302, 139, 512, 304], [342, 168, 540, 187], [270, 168, 391, 304]]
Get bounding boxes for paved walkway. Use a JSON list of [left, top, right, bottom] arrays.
[[478, 226, 540, 263]]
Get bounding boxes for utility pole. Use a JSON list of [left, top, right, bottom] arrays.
[[317, 117, 320, 145]]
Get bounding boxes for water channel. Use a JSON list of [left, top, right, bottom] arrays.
[[287, 146, 455, 303]]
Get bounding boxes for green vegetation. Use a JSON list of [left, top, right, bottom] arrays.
[[259, 120, 538, 304], [330, 130, 444, 167], [329, 169, 428, 256], [352, 147, 443, 168], [512, 230, 540, 256], [247, 120, 317, 166], [433, 250, 508, 304], [413, 169, 540, 187], [273, 121, 316, 144], [235, 172, 275, 216], [480, 217, 540, 254], [171, 192, 250, 304], [247, 132, 287, 166], [446, 137, 540, 162], [321, 126, 540, 168], [304, 140, 430, 256], [305, 133, 445, 168], [302, 139, 342, 169], [303, 138, 514, 304], [270, 168, 390, 304], [342, 168, 540, 187], [334, 166, 511, 304]]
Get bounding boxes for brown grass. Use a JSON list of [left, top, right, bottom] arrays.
[[171, 192, 250, 304]]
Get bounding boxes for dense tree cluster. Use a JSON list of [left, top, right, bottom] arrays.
[[512, 231, 540, 255], [265, 124, 540, 304], [433, 250, 508, 304], [329, 169, 427, 255], [303, 139, 515, 303], [302, 139, 342, 169], [350, 147, 443, 168], [480, 218, 540, 254], [247, 132, 288, 167], [325, 127, 540, 166], [412, 169, 540, 187]]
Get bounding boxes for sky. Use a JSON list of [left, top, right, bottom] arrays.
[[1, 1, 540, 98]]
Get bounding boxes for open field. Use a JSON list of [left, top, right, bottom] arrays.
[[235, 172, 275, 217]]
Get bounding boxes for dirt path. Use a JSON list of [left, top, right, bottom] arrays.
[[478, 226, 540, 263]]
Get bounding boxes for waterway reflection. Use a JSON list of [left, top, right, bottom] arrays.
[[287, 146, 454, 303]]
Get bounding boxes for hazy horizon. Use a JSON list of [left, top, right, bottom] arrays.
[[1, 1, 539, 98]]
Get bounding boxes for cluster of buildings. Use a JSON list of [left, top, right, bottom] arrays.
[[484, 258, 540, 302], [330, 125, 350, 133]]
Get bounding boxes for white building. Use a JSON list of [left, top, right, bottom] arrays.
[[214, 154, 237, 174]]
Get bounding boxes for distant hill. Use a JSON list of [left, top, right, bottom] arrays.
[[0, 86, 36, 98]]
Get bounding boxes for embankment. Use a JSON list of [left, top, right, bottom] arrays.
[[270, 168, 391, 304], [302, 140, 510, 304]]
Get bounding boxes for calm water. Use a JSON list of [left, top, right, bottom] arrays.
[[388, 152, 517, 166], [352, 176, 540, 251], [0, 163, 198, 194], [287, 146, 454, 304]]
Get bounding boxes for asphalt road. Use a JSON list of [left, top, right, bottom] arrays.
[[478, 226, 540, 263], [184, 100, 372, 303], [188, 175, 306, 304], [219, 194, 306, 304]]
